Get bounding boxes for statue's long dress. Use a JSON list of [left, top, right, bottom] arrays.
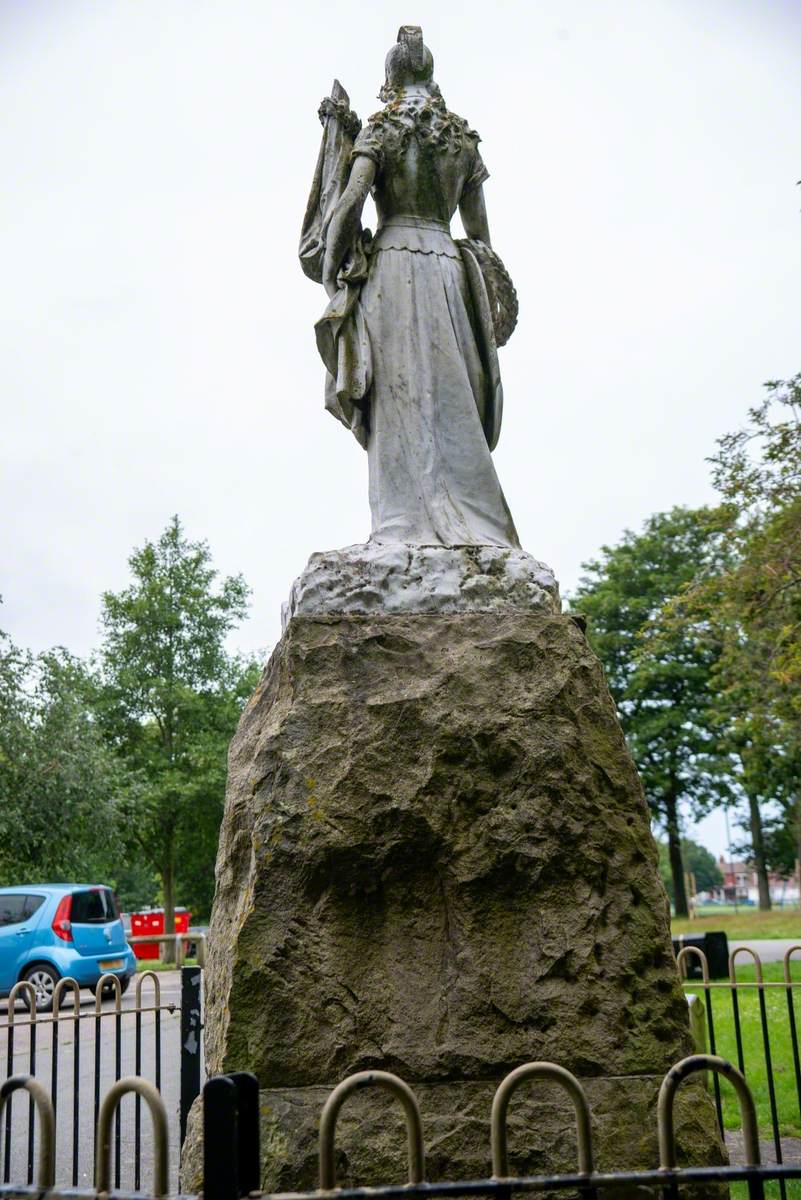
[[320, 99, 520, 549], [361, 215, 518, 547]]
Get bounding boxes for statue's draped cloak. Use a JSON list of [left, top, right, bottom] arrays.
[[304, 91, 518, 548]]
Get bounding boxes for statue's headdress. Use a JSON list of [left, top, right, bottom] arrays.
[[382, 26, 434, 94]]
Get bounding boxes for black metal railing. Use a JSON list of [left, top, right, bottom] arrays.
[[0, 965, 202, 1191], [678, 943, 801, 1200], [5, 1054, 801, 1200], [6, 944, 801, 1197], [199, 1054, 801, 1200]]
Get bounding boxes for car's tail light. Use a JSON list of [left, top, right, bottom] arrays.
[[52, 894, 73, 941]]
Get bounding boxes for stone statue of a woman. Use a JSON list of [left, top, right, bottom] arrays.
[[294, 26, 558, 617]]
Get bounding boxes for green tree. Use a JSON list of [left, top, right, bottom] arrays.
[[657, 837, 723, 904], [171, 651, 259, 919], [0, 627, 120, 883], [713, 377, 801, 904], [670, 376, 801, 909], [96, 517, 254, 946], [748, 813, 799, 880], [571, 507, 731, 917]]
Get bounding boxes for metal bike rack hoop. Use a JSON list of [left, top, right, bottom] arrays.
[[0, 1075, 55, 1188], [95, 1076, 169, 1197], [318, 1070, 425, 1190], [658, 1053, 759, 1169], [491, 1061, 594, 1179]]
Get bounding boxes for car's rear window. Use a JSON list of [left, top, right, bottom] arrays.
[[0, 894, 45, 927], [71, 888, 119, 924]]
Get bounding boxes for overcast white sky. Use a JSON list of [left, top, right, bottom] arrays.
[[2, 0, 799, 853]]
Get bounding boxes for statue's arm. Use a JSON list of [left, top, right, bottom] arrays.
[[459, 184, 491, 247], [323, 155, 376, 297]]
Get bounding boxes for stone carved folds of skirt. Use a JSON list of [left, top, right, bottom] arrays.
[[347, 218, 520, 549]]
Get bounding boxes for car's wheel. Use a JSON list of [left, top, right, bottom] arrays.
[[22, 964, 61, 1013], [95, 975, 130, 1000]]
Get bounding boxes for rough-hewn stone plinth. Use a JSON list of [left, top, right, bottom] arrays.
[[185, 613, 723, 1192]]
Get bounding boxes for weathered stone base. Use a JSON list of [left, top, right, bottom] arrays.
[[182, 1074, 723, 1194], [184, 612, 726, 1192]]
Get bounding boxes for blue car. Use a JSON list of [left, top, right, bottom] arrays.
[[0, 884, 137, 1011]]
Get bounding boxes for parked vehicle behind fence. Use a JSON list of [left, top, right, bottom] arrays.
[[0, 884, 136, 1011]]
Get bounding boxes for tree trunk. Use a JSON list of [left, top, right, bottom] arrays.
[[162, 855, 177, 964], [746, 790, 772, 911], [665, 795, 688, 918]]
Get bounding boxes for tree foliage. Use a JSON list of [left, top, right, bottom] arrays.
[[572, 376, 801, 915], [657, 837, 723, 902], [571, 507, 731, 916], [0, 629, 120, 885], [0, 517, 258, 924], [668, 377, 801, 907], [710, 375, 801, 784], [96, 517, 256, 935]]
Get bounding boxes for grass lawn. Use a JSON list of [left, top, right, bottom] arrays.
[[686, 962, 801, 1198], [135, 957, 200, 972], [684, 961, 801, 1139], [673, 908, 801, 940]]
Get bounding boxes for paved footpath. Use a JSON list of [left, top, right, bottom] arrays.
[[729, 938, 801, 964], [0, 971, 186, 1192], [727, 1130, 801, 1165]]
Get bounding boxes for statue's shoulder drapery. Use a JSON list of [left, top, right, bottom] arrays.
[[299, 80, 361, 285]]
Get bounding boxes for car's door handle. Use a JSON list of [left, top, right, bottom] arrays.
[[15, 928, 29, 935]]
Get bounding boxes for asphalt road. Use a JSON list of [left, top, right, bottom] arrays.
[[0, 971, 187, 1192]]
